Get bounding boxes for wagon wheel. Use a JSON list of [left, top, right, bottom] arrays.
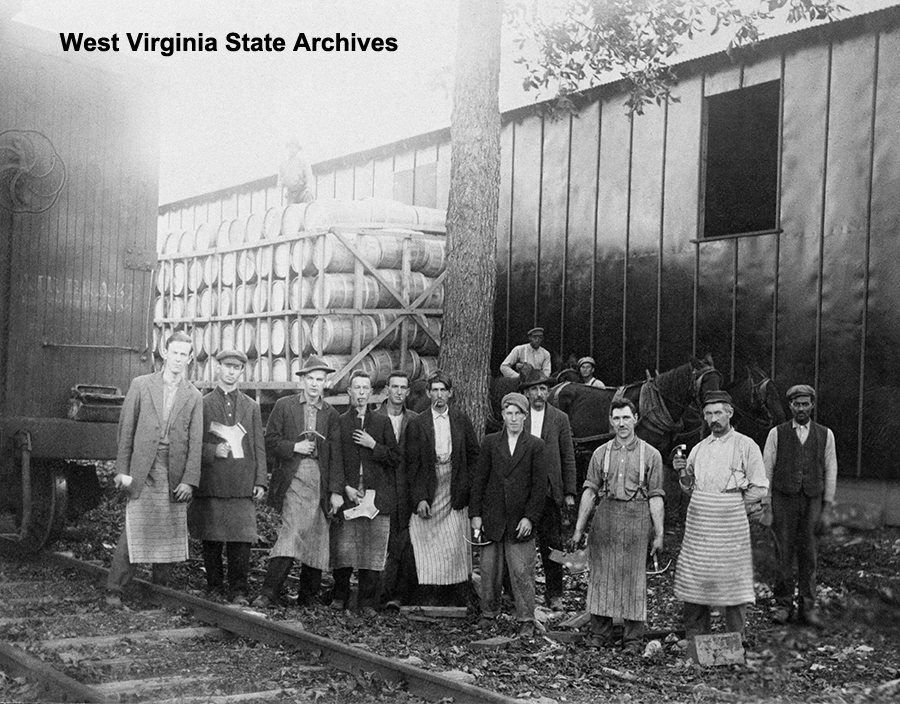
[[5, 455, 69, 554]]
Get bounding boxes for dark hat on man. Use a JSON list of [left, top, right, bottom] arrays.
[[519, 368, 551, 390], [786, 384, 816, 401], [527, 327, 544, 336], [577, 356, 596, 367], [216, 349, 248, 365], [295, 354, 335, 376], [702, 390, 733, 408], [501, 392, 530, 415]]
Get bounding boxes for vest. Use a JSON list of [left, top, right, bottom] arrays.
[[772, 421, 827, 497]]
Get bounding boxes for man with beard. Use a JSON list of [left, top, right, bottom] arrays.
[[519, 369, 577, 612], [673, 390, 769, 642], [763, 384, 837, 627]]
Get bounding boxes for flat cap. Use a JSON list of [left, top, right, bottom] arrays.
[[216, 349, 248, 364], [527, 327, 544, 336], [295, 354, 335, 376], [501, 392, 530, 415], [702, 390, 733, 408], [577, 356, 596, 367], [519, 368, 551, 390], [786, 384, 816, 401]]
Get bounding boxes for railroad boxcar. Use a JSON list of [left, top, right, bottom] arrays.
[[0, 20, 160, 549]]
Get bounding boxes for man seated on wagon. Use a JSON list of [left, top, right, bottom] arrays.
[[577, 356, 606, 388], [500, 327, 552, 379]]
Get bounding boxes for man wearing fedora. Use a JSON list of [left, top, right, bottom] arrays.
[[519, 368, 577, 612], [763, 384, 837, 628], [471, 392, 547, 638], [252, 355, 345, 608], [188, 349, 266, 606], [500, 327, 552, 379], [577, 356, 606, 388], [673, 390, 769, 642]]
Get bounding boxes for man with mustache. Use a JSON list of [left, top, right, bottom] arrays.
[[673, 390, 769, 643]]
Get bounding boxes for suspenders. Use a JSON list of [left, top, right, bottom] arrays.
[[601, 439, 646, 497]]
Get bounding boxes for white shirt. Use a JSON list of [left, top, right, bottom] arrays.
[[388, 413, 403, 443], [508, 431, 520, 455], [529, 407, 545, 439], [500, 343, 552, 378], [763, 420, 838, 503], [686, 427, 769, 503], [432, 407, 452, 462]]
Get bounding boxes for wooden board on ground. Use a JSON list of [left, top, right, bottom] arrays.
[[469, 636, 514, 650], [691, 632, 745, 666], [544, 631, 584, 644], [558, 611, 591, 629], [400, 606, 467, 619]]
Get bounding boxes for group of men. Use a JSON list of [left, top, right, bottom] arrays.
[[107, 329, 838, 651]]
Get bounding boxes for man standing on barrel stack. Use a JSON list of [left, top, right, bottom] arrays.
[[763, 384, 837, 628], [673, 390, 770, 643], [519, 368, 577, 612], [570, 398, 664, 654], [189, 349, 266, 606], [252, 356, 344, 609]]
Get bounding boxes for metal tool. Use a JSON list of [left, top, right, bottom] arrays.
[[647, 554, 672, 575], [549, 548, 589, 574], [464, 527, 491, 547]]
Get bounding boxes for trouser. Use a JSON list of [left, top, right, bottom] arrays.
[[772, 490, 822, 610], [381, 513, 418, 605], [333, 567, 382, 608], [590, 614, 644, 647], [106, 530, 173, 593], [480, 537, 536, 623], [258, 556, 323, 603], [535, 496, 564, 598], [201, 541, 251, 596], [683, 602, 747, 639]]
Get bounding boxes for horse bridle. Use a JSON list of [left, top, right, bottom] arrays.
[[692, 366, 724, 407]]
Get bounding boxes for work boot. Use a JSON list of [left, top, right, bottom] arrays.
[[771, 605, 793, 625], [517, 621, 535, 639], [255, 556, 293, 605], [548, 596, 565, 612], [800, 607, 824, 629]]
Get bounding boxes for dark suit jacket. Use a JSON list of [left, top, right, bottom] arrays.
[[406, 406, 479, 512], [116, 371, 203, 500], [265, 394, 343, 515], [524, 404, 577, 505], [198, 387, 267, 497], [338, 407, 400, 514], [470, 431, 547, 542], [376, 405, 418, 521]]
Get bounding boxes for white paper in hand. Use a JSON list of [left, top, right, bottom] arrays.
[[343, 489, 379, 520], [209, 422, 246, 459]]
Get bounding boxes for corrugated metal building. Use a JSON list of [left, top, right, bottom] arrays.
[[159, 5, 900, 518]]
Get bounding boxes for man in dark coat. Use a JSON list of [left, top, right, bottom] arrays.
[[188, 349, 266, 605], [471, 392, 547, 638], [376, 370, 419, 609], [520, 369, 577, 611], [252, 355, 344, 608], [763, 384, 838, 628], [406, 370, 480, 606], [106, 331, 203, 606], [330, 371, 400, 615]]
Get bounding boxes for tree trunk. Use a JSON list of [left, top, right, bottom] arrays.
[[439, 0, 502, 440]]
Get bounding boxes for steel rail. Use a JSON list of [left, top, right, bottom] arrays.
[[42, 551, 520, 704], [0, 640, 112, 703]]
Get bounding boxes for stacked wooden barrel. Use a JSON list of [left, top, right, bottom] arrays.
[[155, 198, 445, 393]]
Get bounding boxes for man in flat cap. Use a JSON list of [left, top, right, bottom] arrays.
[[500, 327, 552, 379], [571, 398, 664, 654], [520, 369, 577, 612], [577, 356, 606, 388], [471, 392, 547, 638], [763, 384, 837, 627], [189, 349, 266, 605], [673, 390, 769, 643], [253, 355, 344, 608]]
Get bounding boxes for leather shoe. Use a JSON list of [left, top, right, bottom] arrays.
[[359, 606, 378, 618], [517, 621, 535, 639], [800, 608, 824, 629], [231, 593, 250, 607], [383, 599, 402, 612], [548, 596, 565, 611], [251, 594, 273, 609], [771, 606, 793, 625], [622, 641, 643, 656], [329, 598, 347, 611]]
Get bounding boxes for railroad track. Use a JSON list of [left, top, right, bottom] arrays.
[[0, 545, 520, 704]]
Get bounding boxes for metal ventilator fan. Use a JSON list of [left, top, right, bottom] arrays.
[[0, 129, 66, 214]]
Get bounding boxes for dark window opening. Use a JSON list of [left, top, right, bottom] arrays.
[[703, 80, 780, 239]]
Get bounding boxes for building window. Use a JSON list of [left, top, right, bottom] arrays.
[[702, 80, 780, 239]]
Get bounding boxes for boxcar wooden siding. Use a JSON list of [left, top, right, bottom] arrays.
[[159, 10, 900, 480], [0, 39, 159, 420]]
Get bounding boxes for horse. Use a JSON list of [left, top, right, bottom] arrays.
[[725, 363, 786, 449]]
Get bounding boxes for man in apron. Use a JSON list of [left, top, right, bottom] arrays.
[[570, 398, 664, 654], [673, 390, 770, 641], [252, 355, 345, 608], [106, 331, 204, 606]]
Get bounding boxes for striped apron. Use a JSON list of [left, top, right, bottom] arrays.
[[269, 458, 331, 570], [330, 514, 391, 571], [125, 445, 188, 564], [409, 460, 471, 584], [587, 440, 651, 621], [675, 490, 755, 606]]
